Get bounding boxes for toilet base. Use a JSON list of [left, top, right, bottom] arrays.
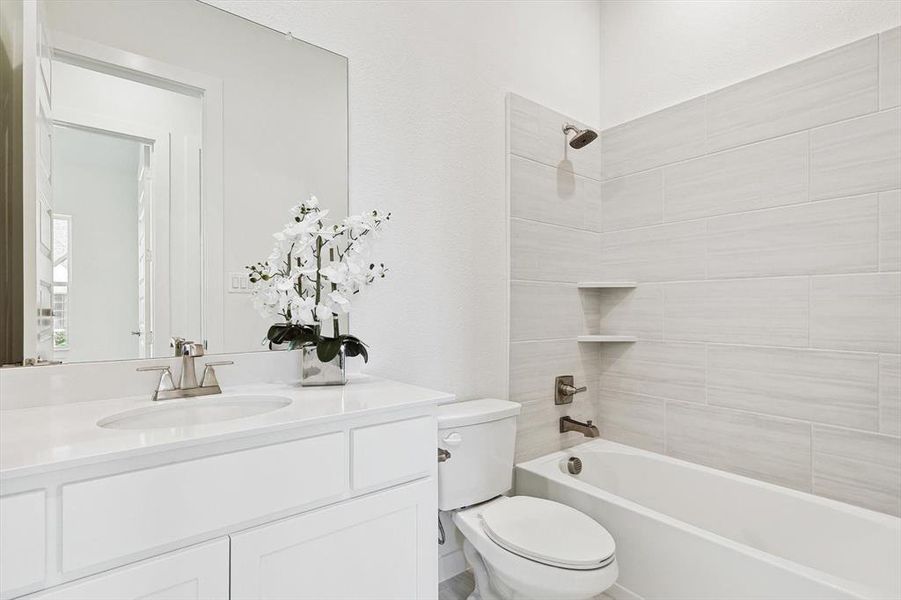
[[463, 539, 492, 600], [462, 539, 614, 600]]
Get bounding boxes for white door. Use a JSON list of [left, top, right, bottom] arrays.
[[231, 481, 438, 600], [21, 0, 54, 362], [23, 538, 228, 600]]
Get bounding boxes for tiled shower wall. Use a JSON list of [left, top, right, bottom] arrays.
[[508, 27, 901, 516], [508, 93, 606, 463]]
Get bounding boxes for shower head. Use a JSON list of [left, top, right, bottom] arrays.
[[563, 123, 598, 149]]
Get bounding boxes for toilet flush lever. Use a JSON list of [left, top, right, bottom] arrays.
[[438, 448, 452, 463], [555, 375, 587, 405]]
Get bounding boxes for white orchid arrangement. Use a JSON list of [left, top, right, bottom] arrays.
[[246, 195, 389, 363]]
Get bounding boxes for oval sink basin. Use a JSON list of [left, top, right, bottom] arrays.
[[98, 395, 293, 430]]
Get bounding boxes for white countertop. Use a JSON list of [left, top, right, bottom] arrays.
[[0, 376, 453, 480]]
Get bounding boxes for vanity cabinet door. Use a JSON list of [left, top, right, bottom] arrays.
[[231, 479, 437, 600], [24, 538, 228, 600]]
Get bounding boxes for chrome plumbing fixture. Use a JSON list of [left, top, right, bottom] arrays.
[[562, 123, 598, 149], [560, 416, 600, 438], [136, 338, 233, 401], [567, 456, 583, 475], [555, 375, 587, 405]]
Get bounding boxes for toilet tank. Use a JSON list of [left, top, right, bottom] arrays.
[[437, 398, 521, 511]]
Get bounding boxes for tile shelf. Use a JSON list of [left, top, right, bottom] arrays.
[[577, 282, 638, 342], [576, 335, 638, 343], [577, 282, 637, 289]]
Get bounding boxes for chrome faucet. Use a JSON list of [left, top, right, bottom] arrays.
[[135, 338, 233, 401], [560, 416, 600, 438], [171, 337, 204, 390]]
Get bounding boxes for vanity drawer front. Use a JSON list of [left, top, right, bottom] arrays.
[[0, 491, 46, 597], [351, 416, 435, 490], [61, 432, 346, 573]]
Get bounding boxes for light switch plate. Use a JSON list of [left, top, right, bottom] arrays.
[[227, 271, 251, 294]]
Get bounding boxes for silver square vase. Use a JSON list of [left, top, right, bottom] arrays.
[[301, 345, 346, 386]]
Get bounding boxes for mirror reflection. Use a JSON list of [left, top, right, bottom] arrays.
[[0, 0, 348, 365]]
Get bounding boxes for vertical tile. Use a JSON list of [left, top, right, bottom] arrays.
[[600, 341, 706, 403], [706, 195, 879, 278], [509, 93, 602, 179], [880, 190, 901, 271], [880, 27, 901, 109], [597, 390, 665, 453], [810, 273, 901, 353], [509, 339, 600, 405], [664, 278, 809, 346], [600, 170, 664, 232], [810, 108, 901, 201], [601, 98, 706, 179], [664, 133, 809, 222], [510, 218, 600, 283], [510, 155, 601, 232], [599, 220, 706, 283], [879, 354, 901, 436], [510, 282, 598, 342], [708, 345, 879, 430], [597, 285, 664, 340], [707, 36, 878, 152], [666, 402, 812, 491], [813, 426, 901, 516]]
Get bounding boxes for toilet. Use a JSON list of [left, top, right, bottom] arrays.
[[438, 399, 618, 600]]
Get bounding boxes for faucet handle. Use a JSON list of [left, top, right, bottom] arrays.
[[181, 341, 205, 357], [136, 365, 176, 401], [555, 375, 587, 405], [201, 361, 233, 389]]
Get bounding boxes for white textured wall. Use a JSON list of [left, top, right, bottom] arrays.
[[207, 1, 603, 399], [599, 0, 901, 128]]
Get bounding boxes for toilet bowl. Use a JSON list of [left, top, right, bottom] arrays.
[[437, 399, 618, 600], [453, 496, 618, 600]]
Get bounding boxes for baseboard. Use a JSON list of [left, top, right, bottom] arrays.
[[439, 549, 467, 582]]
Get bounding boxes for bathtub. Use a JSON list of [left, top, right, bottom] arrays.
[[515, 439, 901, 600]]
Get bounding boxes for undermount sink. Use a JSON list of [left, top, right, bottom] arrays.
[[97, 395, 293, 430]]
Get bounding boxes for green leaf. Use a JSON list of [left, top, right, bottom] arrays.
[[343, 339, 368, 363], [316, 337, 342, 362], [339, 335, 369, 363]]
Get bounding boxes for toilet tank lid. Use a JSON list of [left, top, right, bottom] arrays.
[[437, 399, 521, 428]]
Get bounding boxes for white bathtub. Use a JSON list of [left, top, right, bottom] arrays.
[[516, 440, 901, 600]]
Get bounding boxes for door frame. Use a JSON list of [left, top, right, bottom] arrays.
[[51, 111, 171, 358], [50, 31, 225, 353]]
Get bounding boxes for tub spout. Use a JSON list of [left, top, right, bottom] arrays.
[[560, 416, 600, 438]]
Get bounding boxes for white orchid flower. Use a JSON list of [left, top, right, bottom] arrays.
[[248, 195, 388, 328], [327, 290, 350, 313], [314, 303, 332, 321], [320, 262, 348, 285]]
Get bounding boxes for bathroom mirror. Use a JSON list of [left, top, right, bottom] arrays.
[[0, 0, 348, 365]]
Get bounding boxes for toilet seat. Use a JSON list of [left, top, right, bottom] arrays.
[[453, 497, 618, 600], [480, 496, 616, 570]]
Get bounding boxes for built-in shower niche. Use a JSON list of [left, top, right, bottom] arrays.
[[577, 282, 637, 344]]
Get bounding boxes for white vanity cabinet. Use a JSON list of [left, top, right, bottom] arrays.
[[1, 400, 442, 600], [231, 479, 435, 600], [24, 539, 229, 600]]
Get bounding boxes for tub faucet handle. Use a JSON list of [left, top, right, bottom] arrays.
[[555, 375, 587, 405]]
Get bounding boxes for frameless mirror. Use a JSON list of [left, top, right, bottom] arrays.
[[0, 0, 348, 365]]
